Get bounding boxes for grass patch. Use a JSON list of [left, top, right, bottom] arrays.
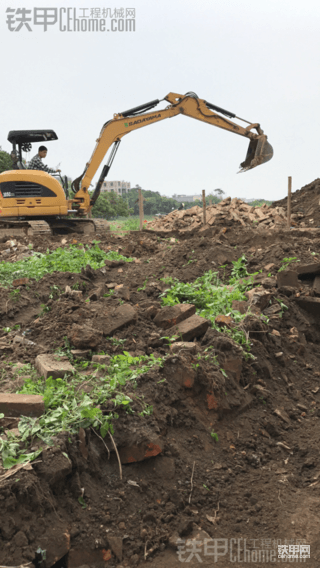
[[0, 242, 134, 288], [0, 351, 163, 469], [160, 256, 257, 352]]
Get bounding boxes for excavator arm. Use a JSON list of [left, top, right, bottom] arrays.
[[71, 92, 273, 215]]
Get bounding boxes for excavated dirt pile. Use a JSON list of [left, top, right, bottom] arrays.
[[146, 197, 287, 235], [2, 206, 320, 567], [272, 177, 320, 228]]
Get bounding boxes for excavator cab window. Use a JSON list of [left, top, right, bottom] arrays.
[[7, 130, 58, 171]]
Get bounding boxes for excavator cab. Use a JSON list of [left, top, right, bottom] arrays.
[[7, 130, 58, 170]]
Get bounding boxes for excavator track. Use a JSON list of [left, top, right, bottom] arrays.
[[0, 218, 110, 238]]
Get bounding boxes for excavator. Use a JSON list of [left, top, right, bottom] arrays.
[[0, 91, 273, 236]]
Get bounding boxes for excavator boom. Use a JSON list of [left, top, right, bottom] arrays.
[[72, 92, 273, 214]]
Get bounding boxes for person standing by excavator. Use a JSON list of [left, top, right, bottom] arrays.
[[28, 146, 61, 174]]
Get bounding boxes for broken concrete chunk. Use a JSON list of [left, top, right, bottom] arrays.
[[68, 324, 103, 350], [277, 270, 299, 288], [153, 304, 196, 330], [35, 354, 75, 379], [166, 314, 209, 341], [0, 393, 44, 418], [103, 304, 137, 336]]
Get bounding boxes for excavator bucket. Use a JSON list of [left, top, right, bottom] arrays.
[[239, 135, 273, 172]]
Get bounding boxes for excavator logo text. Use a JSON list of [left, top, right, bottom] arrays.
[[125, 114, 161, 127]]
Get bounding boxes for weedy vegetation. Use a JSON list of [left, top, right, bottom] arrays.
[[0, 352, 163, 469], [0, 242, 134, 287]]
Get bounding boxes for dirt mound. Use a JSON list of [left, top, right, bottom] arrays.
[[147, 197, 287, 235], [272, 177, 320, 228], [1, 226, 320, 566]]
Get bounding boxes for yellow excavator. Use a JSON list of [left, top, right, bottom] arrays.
[[0, 92, 273, 236]]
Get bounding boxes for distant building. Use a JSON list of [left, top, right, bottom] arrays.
[[172, 194, 202, 203], [101, 180, 131, 195]]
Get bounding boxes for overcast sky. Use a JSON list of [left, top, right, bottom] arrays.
[[1, 0, 320, 201]]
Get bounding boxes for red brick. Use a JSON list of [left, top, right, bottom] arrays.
[[12, 277, 29, 287], [207, 393, 218, 410], [0, 393, 44, 418], [215, 315, 232, 327], [166, 314, 209, 341], [153, 304, 196, 330], [103, 304, 136, 336], [35, 354, 75, 379], [119, 437, 163, 464]]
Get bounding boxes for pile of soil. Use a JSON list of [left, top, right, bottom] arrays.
[[1, 210, 320, 566], [272, 177, 320, 228], [146, 197, 287, 235]]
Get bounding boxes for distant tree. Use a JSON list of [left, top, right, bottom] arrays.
[[0, 148, 13, 173], [213, 188, 225, 198], [91, 191, 130, 219]]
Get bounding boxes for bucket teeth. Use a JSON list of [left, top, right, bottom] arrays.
[[239, 136, 273, 172]]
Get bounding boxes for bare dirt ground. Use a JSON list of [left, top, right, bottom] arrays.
[[1, 184, 320, 567]]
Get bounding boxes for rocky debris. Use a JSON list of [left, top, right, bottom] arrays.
[[245, 288, 272, 310], [0, 393, 44, 417], [107, 535, 123, 562], [35, 353, 75, 379], [71, 349, 91, 360], [166, 314, 209, 341], [277, 270, 299, 288], [272, 177, 320, 227], [296, 297, 320, 317], [114, 284, 131, 301], [103, 304, 137, 336], [297, 262, 320, 277], [163, 356, 196, 388], [68, 324, 103, 349], [92, 354, 110, 364], [153, 303, 196, 329], [119, 434, 164, 464], [37, 449, 73, 486], [170, 341, 197, 354], [88, 286, 104, 301], [147, 197, 287, 234]]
